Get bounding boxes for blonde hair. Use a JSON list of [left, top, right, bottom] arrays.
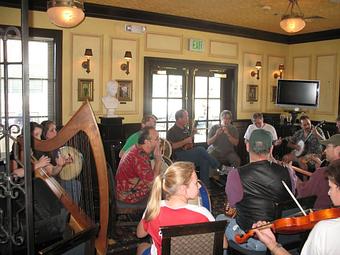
[[144, 161, 195, 221]]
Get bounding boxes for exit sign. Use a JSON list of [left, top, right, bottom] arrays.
[[189, 38, 204, 52]]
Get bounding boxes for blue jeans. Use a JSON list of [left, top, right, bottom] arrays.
[[225, 219, 267, 252], [175, 146, 219, 186]]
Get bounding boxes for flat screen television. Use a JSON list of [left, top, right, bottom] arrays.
[[276, 79, 320, 109]]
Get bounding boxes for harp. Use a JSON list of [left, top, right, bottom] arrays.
[[34, 102, 109, 255]]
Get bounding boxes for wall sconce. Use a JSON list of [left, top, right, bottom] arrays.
[[81, 48, 92, 73], [120, 51, 132, 75], [274, 64, 285, 79], [250, 61, 262, 80]]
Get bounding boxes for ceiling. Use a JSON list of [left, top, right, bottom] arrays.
[[85, 0, 340, 35]]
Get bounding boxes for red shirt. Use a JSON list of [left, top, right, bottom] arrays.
[[115, 145, 154, 203], [142, 201, 215, 255]]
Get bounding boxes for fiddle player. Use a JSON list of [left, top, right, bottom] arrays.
[[253, 160, 340, 255], [166, 109, 219, 187], [223, 129, 293, 252], [207, 110, 240, 172], [283, 115, 325, 171], [295, 134, 340, 209]]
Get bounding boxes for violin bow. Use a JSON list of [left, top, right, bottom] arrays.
[[281, 180, 307, 216]]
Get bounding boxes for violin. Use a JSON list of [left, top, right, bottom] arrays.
[[235, 207, 340, 244]]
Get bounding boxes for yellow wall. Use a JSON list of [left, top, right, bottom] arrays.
[[0, 7, 339, 123]]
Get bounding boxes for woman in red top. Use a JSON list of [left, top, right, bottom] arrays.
[[136, 161, 215, 255]]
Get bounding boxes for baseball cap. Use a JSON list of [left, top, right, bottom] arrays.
[[249, 129, 273, 153], [320, 134, 340, 147]]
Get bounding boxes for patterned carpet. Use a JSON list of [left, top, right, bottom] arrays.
[[107, 178, 227, 255]]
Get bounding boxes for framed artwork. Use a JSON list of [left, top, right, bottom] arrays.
[[246, 84, 258, 102], [78, 78, 94, 101], [117, 79, 133, 101], [271, 86, 277, 102]]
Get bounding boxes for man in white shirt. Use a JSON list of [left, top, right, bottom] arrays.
[[244, 112, 282, 146]]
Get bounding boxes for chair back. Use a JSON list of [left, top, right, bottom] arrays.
[[188, 180, 212, 211], [161, 220, 227, 255]]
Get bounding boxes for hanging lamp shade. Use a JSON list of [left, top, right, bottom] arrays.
[[47, 0, 85, 28], [280, 0, 306, 33], [280, 16, 306, 33]]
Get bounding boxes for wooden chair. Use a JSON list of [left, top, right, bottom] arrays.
[[227, 195, 316, 255], [161, 220, 228, 255]]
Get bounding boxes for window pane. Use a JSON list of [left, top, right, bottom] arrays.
[[158, 131, 166, 139], [152, 99, 167, 121], [156, 122, 166, 131], [7, 40, 22, 63], [168, 99, 182, 121], [208, 99, 220, 120], [195, 76, 207, 98], [30, 79, 48, 117], [8, 64, 22, 78], [168, 75, 182, 98], [195, 128, 206, 143], [0, 39, 3, 62], [209, 77, 221, 98], [152, 74, 167, 97], [29, 41, 48, 79], [195, 99, 207, 120]]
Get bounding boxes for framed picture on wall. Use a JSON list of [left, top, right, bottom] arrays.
[[117, 80, 133, 101], [246, 84, 258, 102], [271, 86, 277, 102], [78, 78, 94, 101]]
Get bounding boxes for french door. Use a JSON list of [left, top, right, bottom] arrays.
[[144, 57, 237, 143]]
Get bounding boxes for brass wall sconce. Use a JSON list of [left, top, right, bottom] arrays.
[[81, 48, 92, 73], [274, 64, 285, 79], [250, 61, 262, 80], [120, 51, 132, 75]]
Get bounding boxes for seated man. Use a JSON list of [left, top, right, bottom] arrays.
[[225, 129, 292, 252], [244, 112, 281, 146], [166, 109, 219, 187], [295, 134, 340, 209], [283, 115, 325, 171], [207, 110, 240, 168], [119, 114, 157, 158], [115, 126, 161, 204]]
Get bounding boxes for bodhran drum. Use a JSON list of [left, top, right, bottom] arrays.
[[58, 146, 83, 181], [159, 138, 172, 159], [188, 180, 211, 212]]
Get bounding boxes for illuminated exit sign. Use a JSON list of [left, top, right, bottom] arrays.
[[189, 38, 204, 52]]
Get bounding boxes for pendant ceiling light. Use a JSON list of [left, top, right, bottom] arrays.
[[280, 0, 306, 33], [47, 0, 85, 28]]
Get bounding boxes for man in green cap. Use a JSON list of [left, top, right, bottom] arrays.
[[296, 134, 340, 209], [224, 129, 293, 252]]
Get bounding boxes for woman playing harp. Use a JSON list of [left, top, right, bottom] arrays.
[[34, 102, 109, 255]]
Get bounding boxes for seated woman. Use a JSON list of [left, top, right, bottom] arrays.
[[252, 160, 340, 255], [10, 122, 52, 177], [136, 161, 215, 255], [40, 120, 81, 204], [40, 120, 72, 174]]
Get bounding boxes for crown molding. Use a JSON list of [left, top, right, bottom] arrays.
[[1, 0, 339, 44]]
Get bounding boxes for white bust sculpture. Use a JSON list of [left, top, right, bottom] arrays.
[[102, 80, 119, 117]]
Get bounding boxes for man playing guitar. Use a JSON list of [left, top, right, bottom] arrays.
[[166, 109, 219, 187], [283, 115, 325, 171]]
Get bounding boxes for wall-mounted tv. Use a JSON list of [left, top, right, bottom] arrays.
[[276, 79, 320, 109]]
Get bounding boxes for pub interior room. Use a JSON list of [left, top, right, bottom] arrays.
[[1, 0, 340, 254]]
